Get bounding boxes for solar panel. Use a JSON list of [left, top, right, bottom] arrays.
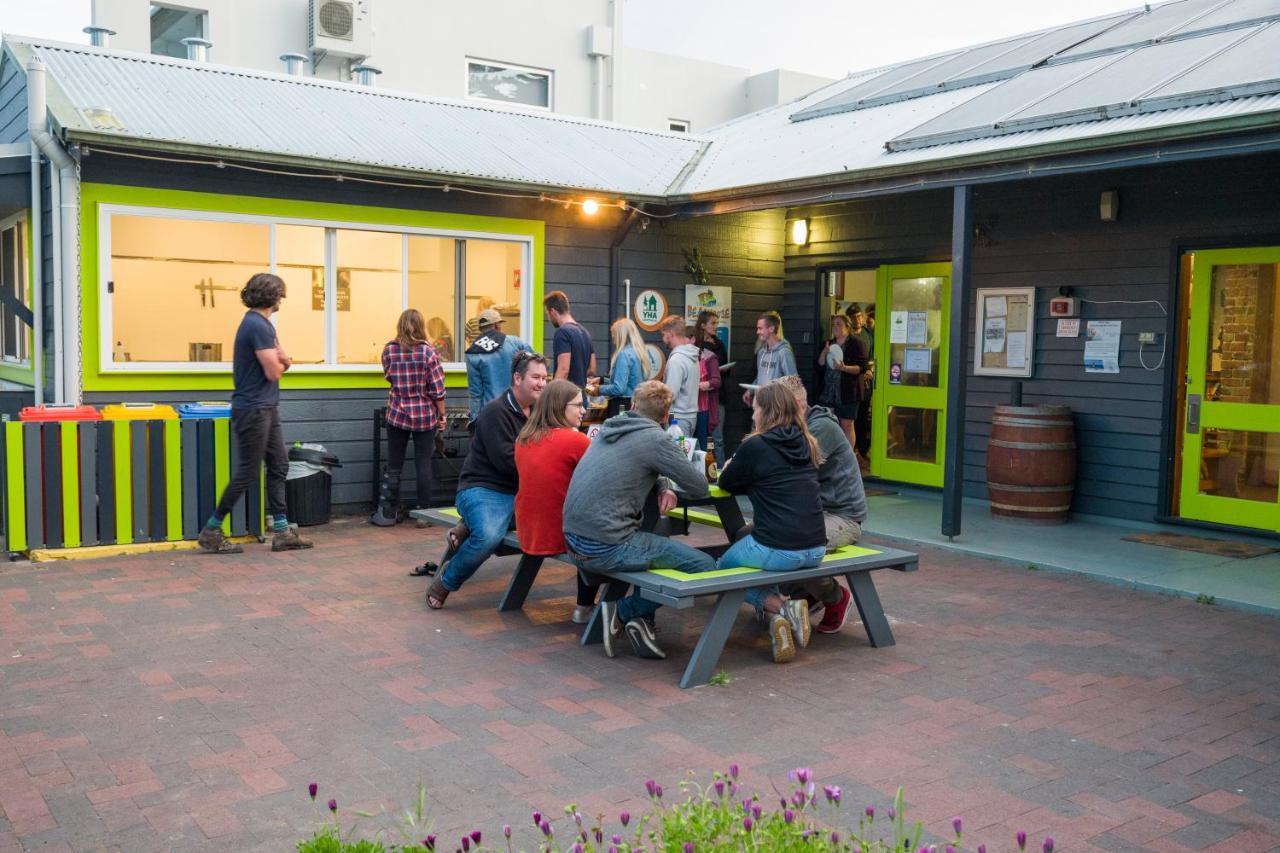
[[1054, 0, 1248, 59], [791, 54, 963, 121], [1166, 0, 1280, 33], [1143, 20, 1280, 104]]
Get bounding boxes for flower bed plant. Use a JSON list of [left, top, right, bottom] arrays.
[[298, 768, 1053, 853]]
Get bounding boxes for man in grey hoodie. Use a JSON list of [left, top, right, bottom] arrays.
[[563, 380, 713, 660], [745, 312, 797, 405], [660, 316, 701, 438], [773, 374, 868, 634]]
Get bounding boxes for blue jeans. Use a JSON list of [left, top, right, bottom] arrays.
[[441, 487, 515, 592], [717, 534, 825, 612], [573, 531, 714, 622]]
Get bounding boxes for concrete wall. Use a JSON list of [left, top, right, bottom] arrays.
[[613, 47, 748, 133]]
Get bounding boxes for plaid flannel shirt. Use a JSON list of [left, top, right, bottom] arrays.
[[382, 341, 446, 432]]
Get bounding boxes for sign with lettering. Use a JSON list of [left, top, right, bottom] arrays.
[[634, 289, 668, 331]]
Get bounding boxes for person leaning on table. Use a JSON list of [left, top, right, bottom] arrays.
[[561, 380, 713, 661]]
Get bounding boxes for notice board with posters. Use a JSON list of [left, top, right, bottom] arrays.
[[974, 287, 1035, 377], [685, 284, 731, 354]]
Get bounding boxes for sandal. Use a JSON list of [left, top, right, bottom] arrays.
[[447, 521, 470, 552], [426, 578, 450, 610], [409, 561, 438, 577]]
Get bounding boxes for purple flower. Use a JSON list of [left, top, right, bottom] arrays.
[[831, 832, 841, 844], [887, 806, 896, 821], [824, 785, 843, 805], [571, 844, 584, 853], [620, 811, 630, 827], [307, 782, 318, 801], [573, 812, 583, 827], [946, 846, 957, 853], [684, 844, 695, 853], [743, 817, 754, 832], [532, 810, 542, 826], [595, 828, 603, 844], [714, 779, 725, 797], [792, 791, 806, 807], [1043, 838, 1054, 853], [612, 835, 622, 845], [645, 779, 657, 797], [461, 837, 470, 852], [978, 846, 987, 853], [471, 830, 482, 845], [327, 798, 337, 813], [423, 836, 435, 851], [609, 848, 619, 853], [1017, 830, 1027, 850], [503, 825, 511, 839], [865, 805, 874, 820], [952, 816, 963, 836], [752, 805, 762, 821], [540, 819, 552, 837], [729, 763, 739, 779], [784, 809, 795, 825]]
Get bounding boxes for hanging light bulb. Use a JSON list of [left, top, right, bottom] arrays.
[[581, 199, 600, 216]]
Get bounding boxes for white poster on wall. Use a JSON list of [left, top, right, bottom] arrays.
[[1084, 320, 1121, 373], [983, 316, 1006, 353], [903, 347, 932, 373], [685, 284, 732, 354], [889, 311, 908, 343], [906, 311, 928, 344]]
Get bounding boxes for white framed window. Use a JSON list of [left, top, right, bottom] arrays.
[[465, 58, 553, 110], [150, 4, 208, 59], [0, 213, 29, 365], [668, 119, 691, 133], [99, 205, 533, 372]]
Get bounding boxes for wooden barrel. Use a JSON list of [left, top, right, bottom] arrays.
[[986, 405, 1077, 523]]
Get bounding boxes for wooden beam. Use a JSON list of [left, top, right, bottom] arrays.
[[942, 185, 973, 538]]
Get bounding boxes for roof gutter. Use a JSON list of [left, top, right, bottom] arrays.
[[27, 56, 80, 404]]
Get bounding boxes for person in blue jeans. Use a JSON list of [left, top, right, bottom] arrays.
[[587, 317, 647, 412], [562, 381, 713, 660], [425, 351, 549, 608], [716, 382, 827, 664]]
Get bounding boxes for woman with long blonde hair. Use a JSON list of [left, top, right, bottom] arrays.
[[514, 379, 595, 622], [715, 382, 826, 665], [373, 309, 446, 526], [589, 317, 647, 408]]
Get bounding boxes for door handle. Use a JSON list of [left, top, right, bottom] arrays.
[[1186, 393, 1201, 434]]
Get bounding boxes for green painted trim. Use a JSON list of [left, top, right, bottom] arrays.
[[0, 211, 36, 387], [113, 422, 132, 544], [164, 420, 182, 541], [650, 566, 761, 581], [872, 262, 951, 488], [59, 421, 80, 548], [1179, 247, 1280, 532], [821, 545, 882, 561], [79, 182, 546, 393], [214, 418, 230, 534], [665, 507, 724, 527], [5, 422, 25, 552]]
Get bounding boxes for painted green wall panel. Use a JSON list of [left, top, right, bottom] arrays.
[[113, 420, 132, 544], [60, 421, 80, 548], [214, 418, 230, 534], [165, 420, 182, 541], [5, 422, 25, 552]]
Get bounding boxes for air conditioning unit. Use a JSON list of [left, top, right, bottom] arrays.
[[308, 0, 372, 59]]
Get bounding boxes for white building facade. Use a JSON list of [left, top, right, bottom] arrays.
[[88, 0, 832, 132]]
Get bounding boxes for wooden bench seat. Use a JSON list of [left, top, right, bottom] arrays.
[[579, 542, 918, 688]]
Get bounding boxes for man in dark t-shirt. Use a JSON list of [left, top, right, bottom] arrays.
[[544, 290, 596, 388], [198, 273, 313, 555]]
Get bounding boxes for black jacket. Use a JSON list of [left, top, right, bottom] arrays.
[[458, 390, 527, 494], [718, 426, 825, 550]]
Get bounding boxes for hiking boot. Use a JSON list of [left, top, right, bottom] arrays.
[[815, 585, 853, 635], [271, 528, 314, 552], [783, 598, 812, 649], [625, 618, 666, 660], [599, 600, 622, 659], [570, 604, 594, 625], [197, 526, 243, 554], [769, 614, 796, 664]]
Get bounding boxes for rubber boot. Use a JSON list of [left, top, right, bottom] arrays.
[[370, 472, 400, 527]]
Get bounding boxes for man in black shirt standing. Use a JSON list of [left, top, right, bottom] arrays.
[[198, 273, 312, 554], [425, 351, 549, 609], [544, 290, 596, 388]]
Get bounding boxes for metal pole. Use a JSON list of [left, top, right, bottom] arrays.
[[941, 185, 973, 538]]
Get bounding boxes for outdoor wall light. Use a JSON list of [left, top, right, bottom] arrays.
[[581, 198, 600, 216], [790, 218, 809, 246], [1100, 189, 1120, 222]]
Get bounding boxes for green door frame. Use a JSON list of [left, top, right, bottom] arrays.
[[1179, 247, 1280, 532], [871, 262, 952, 487]]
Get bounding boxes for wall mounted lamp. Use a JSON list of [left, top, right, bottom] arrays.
[[1100, 189, 1120, 222], [789, 218, 809, 246]]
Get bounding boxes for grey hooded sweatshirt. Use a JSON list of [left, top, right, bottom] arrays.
[[663, 343, 702, 425], [806, 404, 868, 523], [562, 411, 710, 545]]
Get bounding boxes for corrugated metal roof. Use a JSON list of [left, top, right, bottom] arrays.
[[3, 37, 703, 199]]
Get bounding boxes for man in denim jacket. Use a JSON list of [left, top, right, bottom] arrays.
[[465, 308, 533, 422]]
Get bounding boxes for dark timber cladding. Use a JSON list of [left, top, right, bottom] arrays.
[[79, 157, 785, 510], [784, 150, 1280, 523]]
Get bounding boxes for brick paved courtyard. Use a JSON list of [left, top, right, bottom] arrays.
[[1, 519, 1278, 852]]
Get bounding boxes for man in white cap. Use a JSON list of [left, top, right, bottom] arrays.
[[465, 307, 533, 423]]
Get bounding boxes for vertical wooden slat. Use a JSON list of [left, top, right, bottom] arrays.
[[942, 185, 973, 538], [181, 420, 198, 540], [59, 421, 80, 549], [41, 423, 62, 548], [228, 423, 247, 536], [164, 420, 182, 542], [5, 422, 26, 553], [23, 425, 41, 548], [130, 422, 147, 543], [214, 418, 230, 534], [197, 419, 215, 528], [79, 422, 98, 547], [97, 422, 116, 546], [148, 421, 165, 542], [112, 419, 131, 544]]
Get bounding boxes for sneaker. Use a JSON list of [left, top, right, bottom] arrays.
[[197, 526, 243, 554], [271, 528, 314, 552], [625, 618, 666, 660], [599, 600, 622, 659], [784, 598, 812, 649], [570, 605, 594, 625], [815, 585, 853, 635], [769, 614, 796, 664]]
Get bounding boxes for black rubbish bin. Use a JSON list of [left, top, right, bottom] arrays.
[[286, 444, 342, 526]]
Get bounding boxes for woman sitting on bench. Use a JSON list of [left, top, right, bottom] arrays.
[[514, 379, 593, 623], [716, 382, 827, 664]]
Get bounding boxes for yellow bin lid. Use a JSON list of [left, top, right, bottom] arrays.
[[100, 403, 179, 421]]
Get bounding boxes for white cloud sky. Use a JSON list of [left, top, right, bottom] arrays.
[[2, 0, 1145, 79]]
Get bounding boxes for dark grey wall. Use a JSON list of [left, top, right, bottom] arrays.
[[784, 151, 1280, 523], [79, 154, 784, 511], [0, 52, 27, 146]]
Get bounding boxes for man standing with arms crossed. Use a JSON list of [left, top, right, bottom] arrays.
[[199, 273, 312, 554]]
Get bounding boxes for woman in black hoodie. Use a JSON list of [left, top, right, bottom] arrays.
[[716, 383, 827, 664]]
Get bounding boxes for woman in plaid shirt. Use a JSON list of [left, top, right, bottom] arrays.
[[372, 309, 447, 526]]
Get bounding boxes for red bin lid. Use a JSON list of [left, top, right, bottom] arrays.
[[18, 404, 103, 422]]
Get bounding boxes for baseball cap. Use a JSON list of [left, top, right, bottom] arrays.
[[477, 308, 503, 327]]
